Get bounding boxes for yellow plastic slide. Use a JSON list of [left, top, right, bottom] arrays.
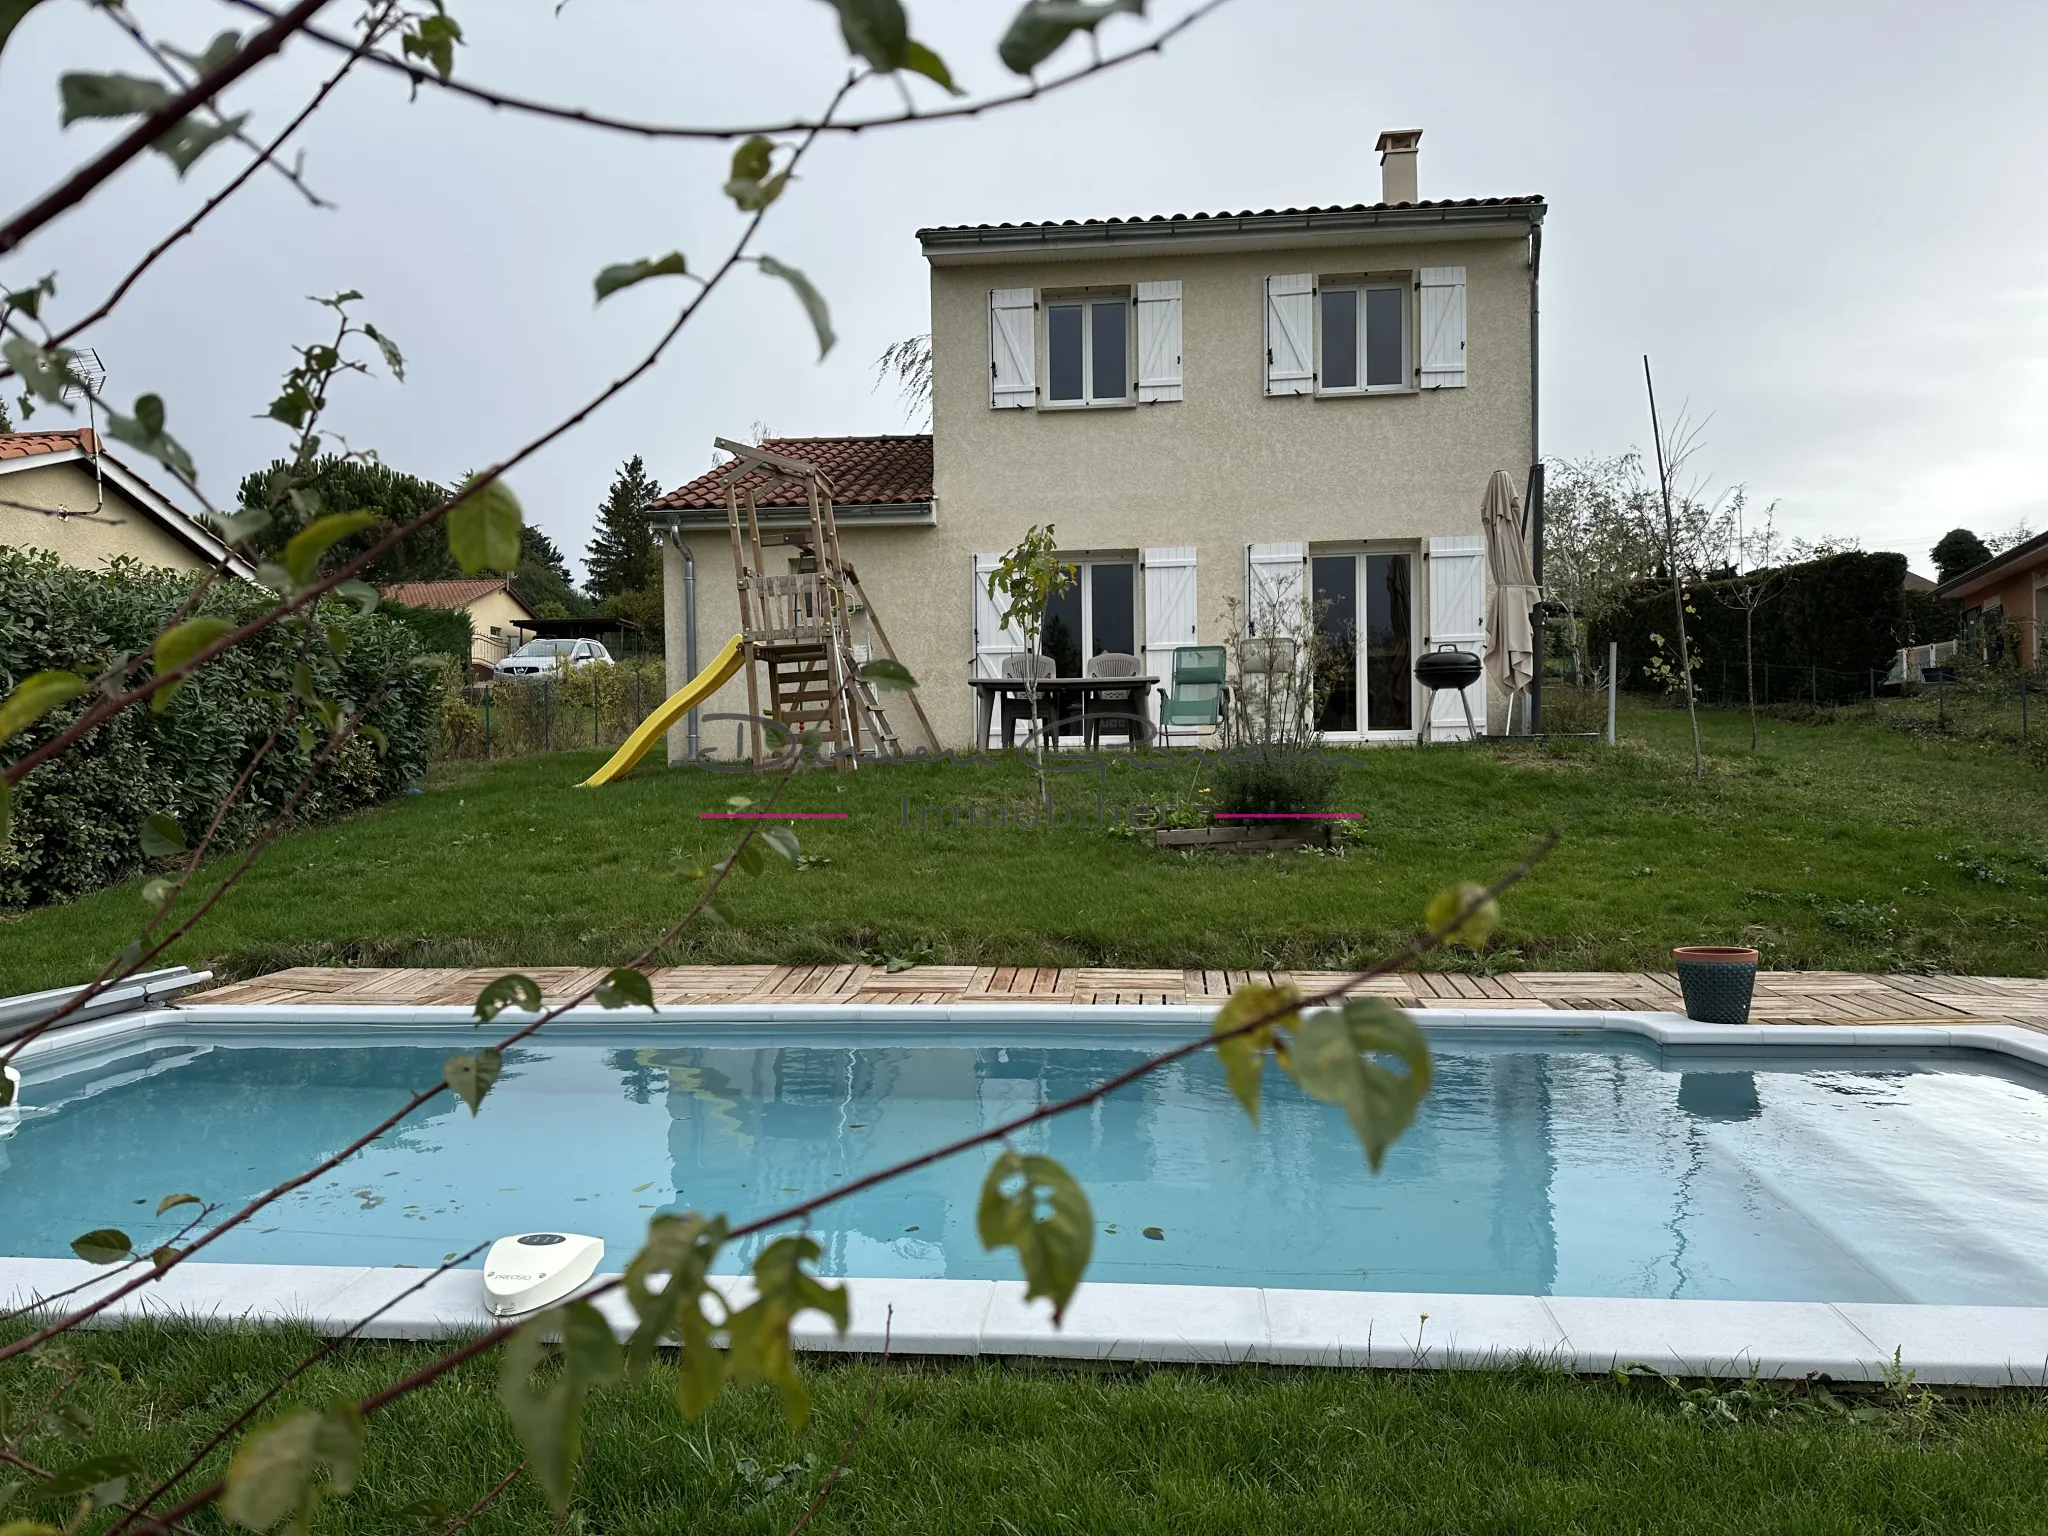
[[578, 634, 745, 787]]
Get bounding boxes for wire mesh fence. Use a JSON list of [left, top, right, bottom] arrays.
[[1585, 647, 2046, 762], [434, 658, 672, 762]]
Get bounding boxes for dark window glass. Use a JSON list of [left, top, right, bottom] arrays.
[[1365, 553, 1412, 731], [1048, 304, 1084, 401], [1313, 555, 1358, 733], [1320, 288, 1359, 391], [1090, 300, 1127, 401], [1042, 583, 1083, 677], [1090, 563, 1136, 657], [1365, 288, 1404, 388]]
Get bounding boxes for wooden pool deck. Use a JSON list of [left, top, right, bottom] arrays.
[[192, 966, 2048, 1031]]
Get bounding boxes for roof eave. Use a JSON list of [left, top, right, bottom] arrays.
[[919, 200, 1546, 265], [648, 500, 936, 529], [1933, 532, 2048, 601]]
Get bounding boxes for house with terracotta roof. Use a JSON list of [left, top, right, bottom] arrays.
[[1934, 532, 2048, 666], [380, 577, 539, 671], [650, 130, 1546, 754], [0, 429, 253, 578]]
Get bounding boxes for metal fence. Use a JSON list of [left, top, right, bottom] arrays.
[[435, 658, 672, 761], [1588, 649, 2045, 759]]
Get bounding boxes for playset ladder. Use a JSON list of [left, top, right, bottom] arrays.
[[715, 438, 934, 769]]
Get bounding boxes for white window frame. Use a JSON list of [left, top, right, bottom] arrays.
[[1308, 543, 1422, 741], [1044, 556, 1140, 663], [1042, 291, 1133, 409], [1315, 278, 1411, 396]]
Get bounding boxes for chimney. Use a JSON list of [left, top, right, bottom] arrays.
[[1376, 128, 1422, 205]]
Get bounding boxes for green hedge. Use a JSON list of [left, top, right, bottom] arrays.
[[379, 599, 474, 665], [1591, 552, 1911, 704], [0, 550, 438, 909]]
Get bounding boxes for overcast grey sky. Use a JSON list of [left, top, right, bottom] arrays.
[[6, 0, 2045, 579]]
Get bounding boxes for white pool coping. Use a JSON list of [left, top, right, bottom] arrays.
[[8, 1002, 2048, 1386]]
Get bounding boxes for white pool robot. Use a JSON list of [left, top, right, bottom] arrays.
[[481, 1232, 604, 1316], [1, 1064, 20, 1132]]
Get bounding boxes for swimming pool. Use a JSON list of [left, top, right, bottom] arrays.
[[10, 1013, 2048, 1307]]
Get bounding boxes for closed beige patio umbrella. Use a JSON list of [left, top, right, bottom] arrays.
[[1481, 470, 1541, 732]]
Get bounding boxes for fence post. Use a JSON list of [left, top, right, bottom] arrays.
[[2023, 672, 2030, 744], [1937, 678, 1945, 730], [1810, 664, 1817, 707], [593, 676, 600, 748], [1869, 669, 1876, 717], [483, 690, 492, 760], [1607, 641, 1618, 746], [1763, 662, 1770, 705], [544, 678, 552, 751]]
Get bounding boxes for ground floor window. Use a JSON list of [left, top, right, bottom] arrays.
[[1311, 550, 1414, 734], [1042, 560, 1136, 675]]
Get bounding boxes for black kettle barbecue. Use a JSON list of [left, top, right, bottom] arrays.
[[1413, 645, 1482, 740]]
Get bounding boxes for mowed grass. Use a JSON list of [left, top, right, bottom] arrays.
[[6, 700, 2046, 994], [7, 1321, 2048, 1534]]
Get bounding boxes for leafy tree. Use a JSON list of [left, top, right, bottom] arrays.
[[235, 455, 459, 587], [1932, 528, 1992, 584], [585, 455, 662, 600], [513, 524, 591, 616]]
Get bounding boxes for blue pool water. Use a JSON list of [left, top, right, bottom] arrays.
[[8, 1023, 2048, 1303]]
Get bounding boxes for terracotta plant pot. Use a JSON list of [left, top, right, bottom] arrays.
[[1673, 946, 1759, 1025]]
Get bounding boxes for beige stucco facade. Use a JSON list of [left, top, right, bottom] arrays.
[[661, 205, 1543, 758], [466, 586, 539, 668], [0, 457, 221, 572]]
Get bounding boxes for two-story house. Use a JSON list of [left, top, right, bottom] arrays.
[[652, 131, 1545, 758]]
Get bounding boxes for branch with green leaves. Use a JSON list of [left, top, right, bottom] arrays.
[[223, 0, 1217, 143]]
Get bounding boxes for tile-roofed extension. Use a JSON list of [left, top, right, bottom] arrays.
[[651, 435, 933, 512], [380, 578, 517, 609], [919, 197, 1545, 256], [0, 428, 100, 459]]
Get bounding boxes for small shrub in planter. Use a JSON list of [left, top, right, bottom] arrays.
[[1205, 747, 1340, 824]]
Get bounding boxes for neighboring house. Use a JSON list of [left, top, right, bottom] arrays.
[[0, 428, 254, 577], [652, 130, 1546, 754], [379, 577, 538, 671], [1934, 531, 2048, 666]]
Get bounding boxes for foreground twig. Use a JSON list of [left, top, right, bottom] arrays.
[[0, 0, 336, 257], [3, 72, 860, 791], [786, 1307, 892, 1536], [227, 0, 1230, 144], [110, 1241, 491, 1535]]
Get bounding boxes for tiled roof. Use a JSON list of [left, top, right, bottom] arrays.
[[652, 435, 933, 511], [380, 578, 517, 610], [0, 428, 99, 459], [918, 196, 1545, 238]]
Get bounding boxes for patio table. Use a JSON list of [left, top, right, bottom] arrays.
[[969, 674, 1159, 749]]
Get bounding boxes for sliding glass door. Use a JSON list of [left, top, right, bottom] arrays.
[[1311, 551, 1414, 737]]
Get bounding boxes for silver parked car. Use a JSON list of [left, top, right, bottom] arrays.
[[492, 638, 613, 681]]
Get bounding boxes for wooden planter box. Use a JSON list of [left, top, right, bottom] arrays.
[[1153, 823, 1335, 854]]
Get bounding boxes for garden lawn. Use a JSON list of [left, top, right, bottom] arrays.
[[5, 700, 2046, 994], [4, 1321, 2044, 1535]]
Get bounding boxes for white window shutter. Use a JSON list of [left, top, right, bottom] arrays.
[[1419, 266, 1467, 389], [973, 552, 1026, 679], [1135, 280, 1183, 403], [989, 288, 1037, 409], [1245, 541, 1307, 639], [1425, 534, 1486, 738], [1264, 274, 1313, 396], [1142, 546, 1197, 683]]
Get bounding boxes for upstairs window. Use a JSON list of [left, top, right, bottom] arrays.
[[1046, 294, 1129, 406], [1318, 281, 1407, 393]]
